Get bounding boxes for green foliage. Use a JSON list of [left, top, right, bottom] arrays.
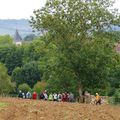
[[47, 64, 78, 95], [30, 0, 120, 95], [0, 45, 23, 75], [22, 61, 41, 88], [23, 40, 45, 62], [102, 31, 120, 42], [109, 59, 120, 89], [113, 89, 120, 104], [12, 61, 41, 87], [30, 0, 119, 35], [12, 61, 41, 88], [12, 67, 24, 87], [24, 34, 36, 41], [0, 35, 13, 46], [18, 83, 31, 93], [33, 81, 47, 93], [0, 63, 15, 94], [108, 87, 116, 96], [45, 37, 117, 95]]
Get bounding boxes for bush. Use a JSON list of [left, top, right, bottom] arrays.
[[33, 81, 47, 93], [113, 89, 120, 104], [18, 83, 31, 93], [86, 88, 109, 96], [108, 87, 116, 96]]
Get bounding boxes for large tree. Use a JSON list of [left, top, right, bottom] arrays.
[[30, 0, 120, 95], [12, 61, 41, 88], [0, 45, 23, 75], [0, 63, 15, 94]]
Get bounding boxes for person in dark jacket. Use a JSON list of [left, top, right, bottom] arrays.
[[18, 90, 23, 98], [39, 92, 45, 99]]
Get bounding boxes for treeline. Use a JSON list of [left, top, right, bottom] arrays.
[[0, 0, 120, 104]]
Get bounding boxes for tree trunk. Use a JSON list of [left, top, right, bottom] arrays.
[[78, 84, 83, 103]]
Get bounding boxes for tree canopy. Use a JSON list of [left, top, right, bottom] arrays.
[[30, 0, 120, 95], [0, 35, 13, 46]]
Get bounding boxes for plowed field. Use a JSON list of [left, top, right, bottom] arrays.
[[0, 97, 120, 120]]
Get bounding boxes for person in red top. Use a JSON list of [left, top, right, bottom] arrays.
[[62, 93, 66, 102], [64, 92, 68, 102], [32, 92, 37, 99]]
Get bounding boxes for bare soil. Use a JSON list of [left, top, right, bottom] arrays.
[[0, 97, 120, 120]]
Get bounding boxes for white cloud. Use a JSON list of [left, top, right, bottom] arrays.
[[0, 0, 119, 19]]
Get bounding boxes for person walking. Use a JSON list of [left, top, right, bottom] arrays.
[[58, 93, 62, 102], [26, 91, 31, 99], [53, 93, 58, 101], [32, 92, 37, 100], [18, 90, 23, 98], [48, 93, 53, 101], [69, 92, 74, 102], [95, 93, 101, 105]]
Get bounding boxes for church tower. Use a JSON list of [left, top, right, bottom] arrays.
[[14, 29, 22, 45]]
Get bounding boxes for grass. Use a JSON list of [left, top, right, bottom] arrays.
[[0, 102, 8, 108]]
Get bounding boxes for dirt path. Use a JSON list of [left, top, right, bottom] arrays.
[[0, 97, 120, 120]]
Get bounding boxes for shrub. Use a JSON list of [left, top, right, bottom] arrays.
[[33, 81, 47, 93], [18, 83, 31, 93], [113, 89, 120, 104], [108, 87, 116, 96]]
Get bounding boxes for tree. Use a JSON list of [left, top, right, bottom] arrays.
[[23, 39, 44, 63], [93, 31, 120, 43], [18, 83, 31, 93], [47, 38, 116, 95], [0, 45, 23, 75], [22, 61, 41, 88], [24, 34, 36, 41], [0, 35, 13, 46], [33, 81, 48, 93], [113, 89, 120, 104], [109, 58, 120, 89], [12, 61, 41, 88], [12, 67, 24, 87], [0, 63, 15, 94], [30, 0, 120, 95]]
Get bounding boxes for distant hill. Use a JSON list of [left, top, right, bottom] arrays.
[[0, 19, 38, 38], [0, 19, 119, 39]]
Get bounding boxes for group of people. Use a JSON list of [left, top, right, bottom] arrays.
[[18, 90, 75, 102], [18, 90, 101, 105]]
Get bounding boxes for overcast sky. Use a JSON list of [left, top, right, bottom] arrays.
[[0, 0, 119, 19]]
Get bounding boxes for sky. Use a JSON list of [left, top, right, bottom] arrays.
[[0, 0, 119, 19], [0, 0, 47, 19]]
